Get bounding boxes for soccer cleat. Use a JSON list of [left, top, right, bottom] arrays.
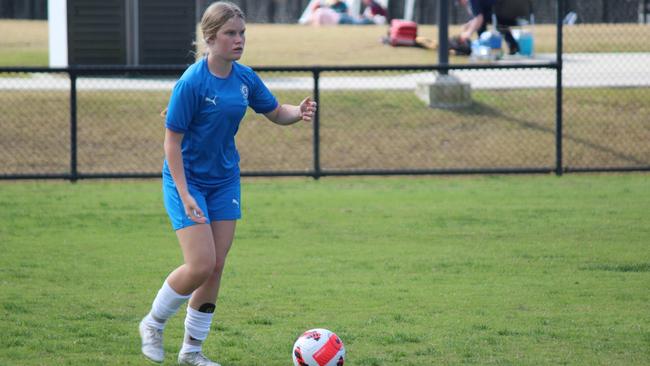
[[139, 319, 164, 363], [178, 351, 221, 366]]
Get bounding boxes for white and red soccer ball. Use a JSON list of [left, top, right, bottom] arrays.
[[292, 328, 345, 366]]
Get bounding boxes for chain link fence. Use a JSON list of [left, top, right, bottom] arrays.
[[0, 70, 175, 178], [314, 67, 558, 173], [1, 65, 562, 179], [1, 72, 70, 177], [1, 7, 649, 179], [560, 0, 650, 171]]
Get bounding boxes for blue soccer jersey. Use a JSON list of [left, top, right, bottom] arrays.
[[164, 58, 278, 187]]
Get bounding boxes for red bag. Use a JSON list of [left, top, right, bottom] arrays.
[[389, 19, 418, 47]]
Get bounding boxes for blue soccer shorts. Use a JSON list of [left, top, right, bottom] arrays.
[[162, 175, 241, 230]]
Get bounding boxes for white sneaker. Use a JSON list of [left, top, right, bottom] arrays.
[[178, 351, 221, 366], [139, 319, 164, 363]]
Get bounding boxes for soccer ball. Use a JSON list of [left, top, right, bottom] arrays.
[[292, 328, 345, 366]]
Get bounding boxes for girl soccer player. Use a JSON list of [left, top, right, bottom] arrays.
[[138, 2, 317, 365]]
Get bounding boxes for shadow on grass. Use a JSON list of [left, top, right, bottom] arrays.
[[452, 101, 648, 165], [581, 263, 650, 272]]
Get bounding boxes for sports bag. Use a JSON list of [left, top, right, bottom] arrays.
[[389, 19, 417, 47]]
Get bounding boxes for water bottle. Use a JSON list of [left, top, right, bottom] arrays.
[[517, 30, 534, 56]]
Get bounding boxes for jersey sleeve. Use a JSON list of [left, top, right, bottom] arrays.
[[165, 79, 199, 133], [248, 72, 279, 114]]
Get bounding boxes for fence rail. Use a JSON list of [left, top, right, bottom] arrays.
[[0, 60, 576, 181], [2, 56, 650, 181]]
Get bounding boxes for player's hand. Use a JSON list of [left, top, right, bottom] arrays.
[[182, 195, 207, 224], [299, 97, 317, 122]]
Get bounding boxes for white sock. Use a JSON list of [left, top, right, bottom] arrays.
[[144, 280, 191, 330], [180, 306, 215, 354]]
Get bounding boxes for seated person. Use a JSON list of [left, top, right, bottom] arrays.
[[309, 0, 386, 26], [328, 0, 349, 14], [361, 0, 388, 24], [458, 0, 520, 55], [309, 0, 348, 25]]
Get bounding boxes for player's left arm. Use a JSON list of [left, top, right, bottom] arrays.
[[264, 97, 317, 126]]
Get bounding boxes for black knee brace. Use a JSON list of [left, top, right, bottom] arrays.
[[198, 303, 216, 313]]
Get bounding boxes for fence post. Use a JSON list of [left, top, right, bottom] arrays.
[[70, 70, 78, 182], [313, 68, 321, 180], [555, 0, 564, 176], [438, 0, 449, 75]]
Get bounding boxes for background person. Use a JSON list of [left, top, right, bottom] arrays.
[[138, 2, 316, 365], [458, 0, 520, 55], [361, 0, 388, 24], [308, 0, 347, 25], [309, 0, 385, 25]]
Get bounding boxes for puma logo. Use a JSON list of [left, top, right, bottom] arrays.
[[232, 199, 239, 207], [205, 96, 217, 106]]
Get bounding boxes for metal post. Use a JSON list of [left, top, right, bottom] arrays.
[[438, 0, 449, 75], [125, 0, 139, 65], [404, 0, 415, 21], [133, 0, 139, 65], [70, 70, 78, 182], [313, 69, 321, 180], [555, 0, 563, 176]]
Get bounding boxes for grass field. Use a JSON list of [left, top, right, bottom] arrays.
[[0, 175, 649, 365], [1, 15, 649, 366], [2, 20, 650, 67], [0, 20, 48, 67]]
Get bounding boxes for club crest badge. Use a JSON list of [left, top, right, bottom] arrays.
[[240, 84, 249, 102]]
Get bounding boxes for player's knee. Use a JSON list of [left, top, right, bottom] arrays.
[[188, 259, 216, 282], [213, 256, 227, 274]]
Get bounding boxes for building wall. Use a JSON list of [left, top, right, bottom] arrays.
[[0, 0, 47, 19]]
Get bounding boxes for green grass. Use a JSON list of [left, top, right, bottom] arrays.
[[0, 20, 49, 67], [1, 175, 649, 365], [0, 49, 49, 67]]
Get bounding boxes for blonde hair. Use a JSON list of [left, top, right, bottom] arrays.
[[201, 1, 245, 42], [162, 2, 245, 118]]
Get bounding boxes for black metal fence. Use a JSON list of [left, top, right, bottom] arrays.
[[2, 62, 650, 180], [1, 62, 565, 180], [2, 4, 650, 180]]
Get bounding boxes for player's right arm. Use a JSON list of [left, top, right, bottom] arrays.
[[164, 129, 206, 224]]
